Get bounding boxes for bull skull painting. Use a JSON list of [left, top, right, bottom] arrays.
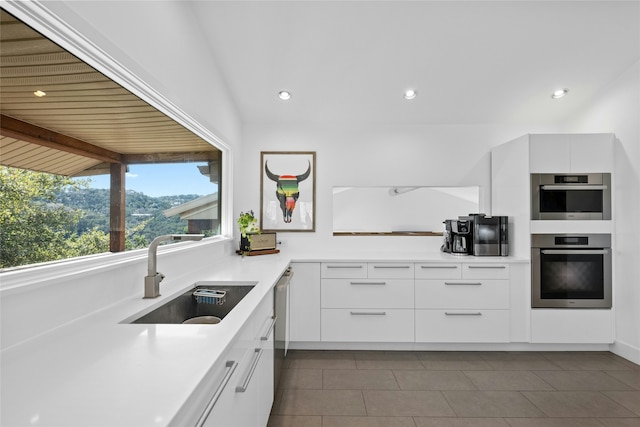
[[265, 160, 311, 223]]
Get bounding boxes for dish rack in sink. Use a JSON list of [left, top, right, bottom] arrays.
[[193, 289, 227, 305]]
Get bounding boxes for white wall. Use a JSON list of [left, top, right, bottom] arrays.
[[236, 123, 559, 254], [561, 60, 640, 363]]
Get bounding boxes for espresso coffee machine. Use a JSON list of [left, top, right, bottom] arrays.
[[442, 219, 473, 256], [465, 213, 509, 256]]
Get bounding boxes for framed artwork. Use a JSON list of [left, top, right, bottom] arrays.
[[260, 151, 316, 232]]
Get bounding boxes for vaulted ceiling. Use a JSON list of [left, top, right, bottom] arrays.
[[191, 1, 640, 126]]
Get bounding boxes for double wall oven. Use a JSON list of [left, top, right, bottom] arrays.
[[531, 234, 611, 308]]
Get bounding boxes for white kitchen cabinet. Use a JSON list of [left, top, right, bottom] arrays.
[[321, 262, 414, 342], [529, 134, 572, 173], [198, 289, 274, 427], [321, 262, 367, 278], [415, 263, 462, 279], [321, 278, 414, 309], [415, 261, 510, 343], [415, 309, 510, 343], [321, 308, 415, 342], [289, 262, 321, 342], [531, 309, 613, 344], [529, 133, 614, 173]]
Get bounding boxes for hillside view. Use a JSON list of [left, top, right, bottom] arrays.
[[56, 188, 201, 242]]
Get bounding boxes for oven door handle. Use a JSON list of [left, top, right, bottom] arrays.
[[540, 185, 608, 191], [541, 249, 609, 255]]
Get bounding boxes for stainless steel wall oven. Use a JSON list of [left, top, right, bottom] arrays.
[[531, 173, 611, 220], [531, 234, 611, 308]]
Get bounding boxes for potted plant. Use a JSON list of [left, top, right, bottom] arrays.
[[237, 210, 260, 252]]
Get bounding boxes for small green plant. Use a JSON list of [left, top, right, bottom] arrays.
[[237, 210, 260, 241]]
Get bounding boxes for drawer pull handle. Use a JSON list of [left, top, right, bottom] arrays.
[[195, 360, 237, 427], [350, 311, 387, 316], [444, 282, 482, 286], [373, 265, 411, 269], [350, 281, 386, 285], [445, 312, 482, 316], [326, 265, 364, 269], [236, 348, 263, 393], [261, 316, 277, 340], [421, 265, 458, 269], [467, 265, 506, 269]]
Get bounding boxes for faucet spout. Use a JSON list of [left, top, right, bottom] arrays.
[[143, 234, 204, 298]]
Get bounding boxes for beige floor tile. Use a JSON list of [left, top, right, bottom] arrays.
[[322, 415, 416, 427], [274, 389, 366, 416], [394, 370, 476, 390], [480, 352, 550, 361], [356, 359, 426, 370], [418, 352, 487, 362], [354, 351, 420, 361], [278, 368, 323, 389], [414, 418, 510, 426], [485, 360, 563, 371], [603, 391, 640, 416], [443, 390, 546, 417], [287, 350, 355, 360], [504, 418, 605, 426], [267, 415, 322, 427], [534, 370, 634, 391], [606, 371, 640, 390], [288, 358, 357, 369], [543, 354, 633, 371], [463, 370, 554, 391], [421, 360, 493, 371], [363, 390, 455, 417], [598, 419, 640, 426], [323, 369, 399, 390], [522, 391, 638, 418]]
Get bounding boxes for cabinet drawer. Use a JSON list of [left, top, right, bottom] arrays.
[[321, 309, 414, 342], [415, 263, 462, 279], [415, 309, 510, 343], [367, 263, 414, 278], [322, 278, 414, 309], [462, 263, 509, 279], [415, 279, 509, 309], [321, 262, 367, 278]]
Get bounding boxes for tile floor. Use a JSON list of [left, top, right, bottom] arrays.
[[267, 350, 640, 427]]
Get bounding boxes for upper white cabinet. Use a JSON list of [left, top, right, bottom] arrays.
[[529, 133, 614, 173]]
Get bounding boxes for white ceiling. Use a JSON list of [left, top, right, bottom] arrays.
[[191, 1, 640, 126]]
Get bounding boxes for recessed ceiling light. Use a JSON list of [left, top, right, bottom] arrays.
[[551, 88, 569, 99], [33, 90, 46, 97], [278, 90, 292, 101], [403, 89, 418, 100]]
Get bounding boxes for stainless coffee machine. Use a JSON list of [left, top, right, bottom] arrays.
[[442, 219, 473, 256]]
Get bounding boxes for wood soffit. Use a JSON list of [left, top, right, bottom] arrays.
[[0, 10, 219, 177]]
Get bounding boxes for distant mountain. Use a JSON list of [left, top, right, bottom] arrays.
[[55, 188, 202, 243]]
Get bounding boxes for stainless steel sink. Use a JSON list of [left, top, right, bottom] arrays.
[[126, 281, 257, 324]]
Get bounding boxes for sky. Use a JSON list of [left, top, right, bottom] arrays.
[[78, 163, 217, 197]]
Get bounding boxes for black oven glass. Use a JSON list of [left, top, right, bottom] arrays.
[[539, 189, 603, 213], [539, 253, 605, 299]]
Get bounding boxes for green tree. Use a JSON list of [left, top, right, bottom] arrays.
[[0, 167, 87, 268]]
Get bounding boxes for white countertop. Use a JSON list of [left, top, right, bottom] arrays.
[[0, 248, 527, 427]]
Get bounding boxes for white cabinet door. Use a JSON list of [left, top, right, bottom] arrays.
[[367, 263, 414, 278], [462, 263, 510, 279], [322, 278, 414, 309], [321, 262, 367, 278], [415, 263, 462, 279], [255, 295, 275, 427], [569, 133, 614, 172], [415, 279, 510, 309], [531, 309, 613, 344], [289, 262, 321, 342], [415, 309, 510, 343], [529, 134, 571, 173], [321, 308, 414, 342]]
